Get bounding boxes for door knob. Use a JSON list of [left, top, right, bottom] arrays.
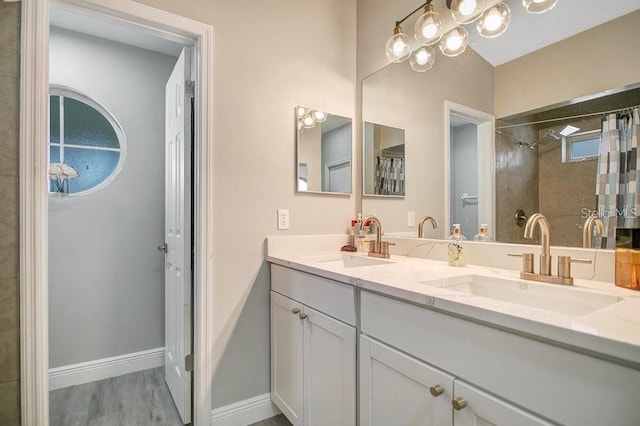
[[157, 243, 168, 253], [452, 397, 467, 410], [429, 384, 444, 397], [291, 308, 300, 315], [299, 312, 308, 320]]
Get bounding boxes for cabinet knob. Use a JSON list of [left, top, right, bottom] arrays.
[[429, 385, 444, 397], [291, 308, 300, 315], [299, 312, 308, 320], [452, 397, 467, 411]]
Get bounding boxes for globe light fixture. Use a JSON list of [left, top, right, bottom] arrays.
[[385, 24, 412, 63], [447, 0, 486, 24], [439, 26, 469, 57], [409, 46, 437, 72], [476, 1, 511, 38], [414, 3, 444, 45], [522, 0, 558, 14]]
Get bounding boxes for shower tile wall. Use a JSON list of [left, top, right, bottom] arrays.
[[536, 88, 640, 247], [0, 2, 21, 425], [495, 118, 539, 244]]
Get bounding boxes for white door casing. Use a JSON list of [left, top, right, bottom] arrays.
[[165, 47, 192, 424], [19, 1, 214, 424]]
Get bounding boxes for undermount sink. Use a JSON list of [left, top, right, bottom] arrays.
[[316, 254, 395, 268], [422, 274, 624, 315]]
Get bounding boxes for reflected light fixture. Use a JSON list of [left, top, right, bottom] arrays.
[[439, 26, 469, 57], [410, 46, 437, 72], [414, 2, 444, 45], [447, 0, 486, 24], [385, 23, 412, 63], [476, 1, 511, 38], [313, 110, 327, 122], [559, 125, 580, 136], [522, 0, 558, 14]]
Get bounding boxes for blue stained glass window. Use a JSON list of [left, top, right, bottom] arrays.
[[49, 89, 124, 195]]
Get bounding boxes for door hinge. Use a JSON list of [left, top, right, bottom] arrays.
[[185, 80, 195, 99], [185, 354, 194, 372]]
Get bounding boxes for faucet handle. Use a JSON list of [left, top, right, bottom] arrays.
[[557, 256, 592, 278], [508, 252, 534, 273]]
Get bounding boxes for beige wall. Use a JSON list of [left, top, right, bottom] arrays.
[[496, 10, 640, 118], [130, 0, 357, 408], [0, 2, 21, 425]]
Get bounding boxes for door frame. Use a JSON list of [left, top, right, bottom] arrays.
[[444, 100, 495, 237], [19, 0, 214, 424]]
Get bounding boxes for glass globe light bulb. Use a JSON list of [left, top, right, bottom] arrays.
[[414, 4, 444, 45], [313, 110, 327, 122], [449, 0, 486, 24], [522, 0, 557, 14], [385, 25, 412, 63], [476, 1, 511, 38], [409, 46, 436, 72], [302, 115, 315, 128], [439, 26, 468, 57]]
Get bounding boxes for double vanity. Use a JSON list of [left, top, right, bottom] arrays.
[[267, 235, 640, 425]]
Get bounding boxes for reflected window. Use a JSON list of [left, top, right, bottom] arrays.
[[562, 130, 600, 163], [49, 88, 125, 195]]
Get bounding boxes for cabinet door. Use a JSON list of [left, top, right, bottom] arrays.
[[304, 305, 356, 426], [453, 380, 552, 426], [360, 336, 454, 426], [271, 291, 305, 425]]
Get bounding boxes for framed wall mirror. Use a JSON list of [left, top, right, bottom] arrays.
[[296, 106, 352, 195], [363, 122, 405, 197], [359, 1, 640, 246]]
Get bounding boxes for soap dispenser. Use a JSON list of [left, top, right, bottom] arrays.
[[448, 224, 467, 266], [473, 224, 490, 241]]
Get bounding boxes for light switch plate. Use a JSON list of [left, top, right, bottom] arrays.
[[408, 211, 415, 228]]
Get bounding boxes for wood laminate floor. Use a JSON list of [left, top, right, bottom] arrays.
[[50, 367, 292, 426], [49, 367, 183, 426]]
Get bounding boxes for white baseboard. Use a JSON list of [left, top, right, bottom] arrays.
[[212, 393, 281, 426], [49, 347, 165, 391]]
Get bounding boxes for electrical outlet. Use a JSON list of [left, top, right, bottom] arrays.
[[277, 209, 289, 230], [408, 211, 416, 228]]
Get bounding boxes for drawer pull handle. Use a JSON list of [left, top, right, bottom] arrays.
[[452, 397, 467, 411], [429, 385, 444, 397], [299, 312, 308, 320], [291, 308, 300, 315]]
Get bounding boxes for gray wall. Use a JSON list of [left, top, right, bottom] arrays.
[[322, 123, 353, 191], [450, 124, 478, 239], [48, 28, 176, 367], [0, 2, 21, 424]]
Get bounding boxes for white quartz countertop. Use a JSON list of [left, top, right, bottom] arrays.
[[267, 248, 640, 367]]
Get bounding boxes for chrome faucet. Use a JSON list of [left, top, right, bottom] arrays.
[[512, 212, 591, 285], [524, 213, 551, 276], [417, 216, 437, 238], [361, 215, 393, 259], [583, 216, 605, 248]]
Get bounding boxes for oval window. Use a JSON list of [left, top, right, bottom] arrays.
[[49, 87, 126, 196]]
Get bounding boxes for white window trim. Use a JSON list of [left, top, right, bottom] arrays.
[[49, 85, 127, 196], [562, 129, 601, 163]]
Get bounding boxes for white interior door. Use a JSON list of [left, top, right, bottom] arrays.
[[164, 47, 193, 424]]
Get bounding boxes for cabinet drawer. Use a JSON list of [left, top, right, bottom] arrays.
[[361, 290, 640, 426], [271, 264, 356, 326]]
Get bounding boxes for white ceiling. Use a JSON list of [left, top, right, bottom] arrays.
[[468, 0, 640, 66], [49, 4, 186, 57]]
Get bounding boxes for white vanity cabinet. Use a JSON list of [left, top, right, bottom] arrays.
[[270, 264, 356, 426], [361, 290, 640, 426], [360, 335, 454, 425]]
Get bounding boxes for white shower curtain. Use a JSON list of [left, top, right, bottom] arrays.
[[595, 107, 640, 249]]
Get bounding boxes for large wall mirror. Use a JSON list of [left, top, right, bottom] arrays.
[[360, 1, 640, 247], [296, 106, 352, 194]]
